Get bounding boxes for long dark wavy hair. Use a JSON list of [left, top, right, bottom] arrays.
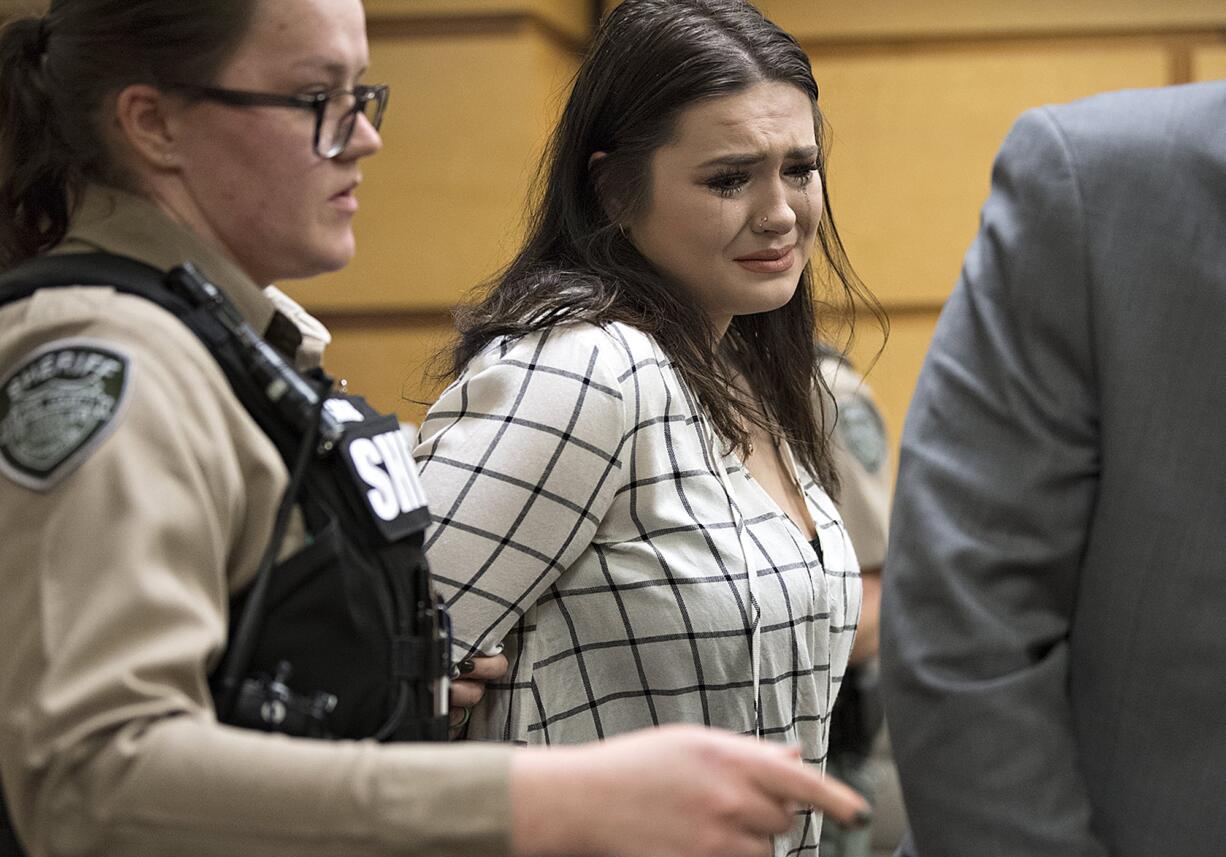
[[452, 0, 884, 494], [0, 0, 254, 267]]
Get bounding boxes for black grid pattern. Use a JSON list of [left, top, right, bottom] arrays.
[[416, 322, 860, 855]]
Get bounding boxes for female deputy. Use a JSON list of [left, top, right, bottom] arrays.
[[0, 2, 866, 856], [417, 0, 880, 853]]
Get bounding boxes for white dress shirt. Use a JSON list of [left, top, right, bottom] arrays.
[[417, 320, 861, 855]]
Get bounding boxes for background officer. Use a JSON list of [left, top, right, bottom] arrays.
[[818, 352, 893, 857]]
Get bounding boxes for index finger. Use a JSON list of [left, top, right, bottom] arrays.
[[464, 653, 509, 681], [745, 750, 870, 830]]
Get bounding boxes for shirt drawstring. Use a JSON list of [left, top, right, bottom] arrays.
[[705, 420, 762, 737]]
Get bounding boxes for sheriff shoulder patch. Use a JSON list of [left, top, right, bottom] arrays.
[[835, 392, 887, 474], [0, 339, 133, 491]]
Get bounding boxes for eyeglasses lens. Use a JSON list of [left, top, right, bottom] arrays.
[[317, 88, 387, 159]]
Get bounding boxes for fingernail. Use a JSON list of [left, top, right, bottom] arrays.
[[833, 808, 872, 831], [458, 658, 476, 675]]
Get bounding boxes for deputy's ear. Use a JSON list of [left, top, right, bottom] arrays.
[[113, 83, 186, 173]]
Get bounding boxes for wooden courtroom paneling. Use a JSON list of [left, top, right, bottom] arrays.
[[364, 0, 590, 44], [0, 2, 584, 421], [813, 43, 1170, 310], [318, 316, 461, 425], [0, 0, 592, 38], [587, 1, 1212, 446], [814, 42, 1169, 446], [603, 0, 1226, 40], [762, 1, 1226, 42], [1192, 45, 1226, 81], [306, 15, 582, 313], [301, 4, 586, 413], [4, 2, 1218, 450], [844, 309, 936, 483]]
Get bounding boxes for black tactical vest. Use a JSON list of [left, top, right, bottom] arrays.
[[0, 253, 451, 855]]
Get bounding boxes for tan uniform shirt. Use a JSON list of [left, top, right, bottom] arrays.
[[0, 187, 511, 857]]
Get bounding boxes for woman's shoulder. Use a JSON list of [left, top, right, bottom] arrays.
[[0, 284, 260, 450], [1, 285, 226, 383], [0, 285, 270, 499], [471, 320, 662, 384]]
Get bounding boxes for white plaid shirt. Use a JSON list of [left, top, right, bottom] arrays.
[[416, 321, 861, 855]]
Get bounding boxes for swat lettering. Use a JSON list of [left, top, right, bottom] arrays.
[[348, 428, 427, 522]]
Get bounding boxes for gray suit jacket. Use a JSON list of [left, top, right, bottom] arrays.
[[881, 81, 1226, 857]]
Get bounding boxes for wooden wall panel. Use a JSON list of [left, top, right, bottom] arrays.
[[306, 21, 581, 312], [845, 310, 938, 476], [748, 0, 1226, 42], [588, 1, 1216, 447], [5, 2, 1223, 451], [814, 43, 1169, 309], [318, 318, 459, 426], [301, 7, 585, 417], [0, 0, 592, 37], [365, 0, 590, 43], [1192, 45, 1226, 80], [603, 0, 1226, 39], [813, 43, 1169, 445], [0, 2, 584, 419]]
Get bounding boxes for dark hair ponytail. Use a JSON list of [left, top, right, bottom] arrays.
[[0, 1, 255, 268], [0, 15, 70, 264]]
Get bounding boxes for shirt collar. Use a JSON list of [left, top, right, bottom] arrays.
[[58, 184, 277, 334], [264, 284, 331, 371]]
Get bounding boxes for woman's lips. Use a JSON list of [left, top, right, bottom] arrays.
[[331, 179, 357, 213], [330, 184, 359, 214], [735, 247, 795, 273]]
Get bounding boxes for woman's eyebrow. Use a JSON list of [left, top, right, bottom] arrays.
[[696, 145, 819, 169]]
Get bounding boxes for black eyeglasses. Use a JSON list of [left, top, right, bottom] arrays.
[[164, 83, 389, 159]]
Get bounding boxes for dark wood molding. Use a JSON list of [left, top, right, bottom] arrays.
[[309, 295, 945, 332], [801, 26, 1226, 57], [364, 2, 589, 52], [311, 307, 458, 332]]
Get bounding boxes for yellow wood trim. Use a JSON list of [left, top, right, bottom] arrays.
[[312, 296, 945, 323], [1169, 43, 1195, 84], [1192, 44, 1226, 81], [0, 2, 592, 51], [364, 0, 590, 47], [315, 308, 457, 330], [799, 28, 1226, 58], [779, 1, 1226, 42], [875, 300, 948, 318], [600, 0, 1226, 42], [366, 13, 584, 54]]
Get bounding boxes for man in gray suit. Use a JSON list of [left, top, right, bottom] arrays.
[[880, 81, 1226, 857]]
